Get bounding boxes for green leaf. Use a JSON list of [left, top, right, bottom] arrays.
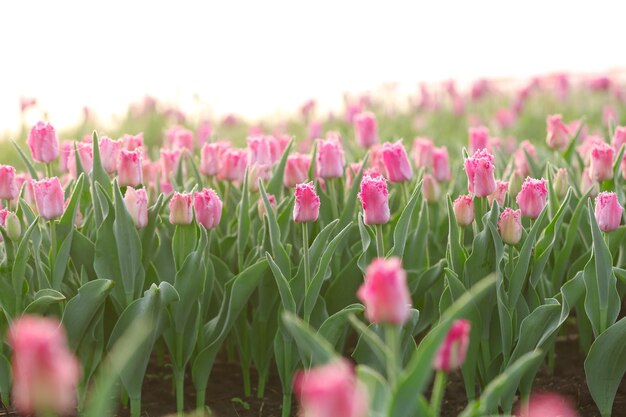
[[237, 169, 251, 270], [390, 180, 422, 258], [318, 303, 364, 348], [12, 140, 39, 180], [266, 252, 297, 314], [338, 153, 369, 230], [282, 311, 338, 365], [267, 139, 293, 197], [446, 195, 467, 273], [24, 288, 66, 314], [259, 181, 290, 278], [356, 365, 391, 417], [91, 131, 113, 197]]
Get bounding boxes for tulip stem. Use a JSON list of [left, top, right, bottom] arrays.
[[45, 162, 53, 179], [474, 196, 484, 231], [302, 223, 311, 323], [328, 178, 340, 220], [402, 182, 411, 205], [49, 220, 57, 277], [375, 224, 385, 258], [385, 324, 400, 385], [507, 244, 515, 279], [430, 371, 447, 417]]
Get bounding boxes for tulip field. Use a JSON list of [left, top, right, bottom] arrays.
[[3, 74, 626, 417]]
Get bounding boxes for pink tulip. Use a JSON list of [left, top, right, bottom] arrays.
[[308, 120, 323, 140], [258, 194, 276, 218], [464, 149, 496, 197], [249, 164, 272, 191], [27, 121, 59, 163], [284, 153, 311, 188], [488, 180, 509, 207], [33, 177, 65, 220], [515, 393, 579, 417], [412, 137, 434, 169], [8, 316, 80, 416], [422, 174, 440, 203], [122, 133, 144, 151], [166, 126, 194, 151], [357, 257, 411, 325], [432, 146, 451, 182], [581, 168, 599, 198], [160, 148, 182, 179], [99, 137, 122, 174], [577, 135, 605, 164], [612, 126, 626, 151], [546, 114, 570, 150], [58, 141, 73, 173], [381, 141, 412, 183], [294, 359, 367, 417], [317, 137, 345, 179], [595, 192, 623, 232], [67, 142, 93, 178], [468, 126, 489, 154], [603, 105, 618, 126], [0, 208, 7, 234], [368, 144, 387, 174], [269, 134, 291, 163], [169, 192, 193, 225], [495, 108, 516, 129], [514, 140, 538, 177], [354, 112, 378, 148], [118, 149, 144, 187], [124, 187, 148, 228], [197, 120, 213, 145], [142, 160, 159, 187], [200, 141, 231, 177], [516, 177, 547, 219], [498, 208, 522, 245], [194, 188, 222, 229], [434, 319, 471, 372], [358, 175, 390, 225], [218, 148, 247, 182], [293, 182, 320, 223], [248, 135, 273, 166], [590, 142, 615, 181], [453, 195, 474, 227], [0, 165, 17, 201]]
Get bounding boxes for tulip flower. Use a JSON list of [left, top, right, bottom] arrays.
[[293, 182, 320, 223], [354, 112, 378, 148], [513, 140, 538, 177], [515, 393, 579, 417], [488, 180, 508, 207], [247, 135, 273, 166], [118, 149, 144, 187], [581, 168, 599, 198], [8, 316, 80, 416], [516, 177, 547, 219], [0, 165, 17, 201], [434, 319, 471, 372], [317, 137, 345, 179], [0, 209, 7, 240], [294, 359, 367, 417], [58, 141, 73, 173], [498, 208, 522, 245], [357, 257, 411, 325], [590, 142, 615, 181], [546, 114, 570, 150], [453, 195, 474, 227], [33, 177, 65, 220], [553, 168, 569, 197], [432, 146, 451, 182], [381, 140, 412, 183], [124, 187, 148, 228], [464, 149, 496, 197], [197, 120, 213, 145], [612, 126, 626, 151], [5, 211, 21, 241], [194, 188, 222, 229], [595, 192, 623, 232], [284, 153, 311, 188], [169, 126, 194, 151], [99, 137, 122, 174], [422, 174, 440, 203], [67, 142, 94, 178], [160, 148, 182, 180], [358, 175, 390, 225], [28, 121, 59, 163], [169, 192, 193, 225], [412, 137, 434, 169], [122, 133, 144, 151], [577, 135, 605, 164], [200, 141, 230, 177], [218, 148, 247, 182], [257, 193, 276, 218], [307, 120, 322, 140], [468, 126, 489, 154]]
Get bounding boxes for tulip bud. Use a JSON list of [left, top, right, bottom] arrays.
[[294, 360, 367, 417], [218, 148, 248, 182], [498, 208, 522, 245], [464, 149, 496, 197], [513, 140, 537, 177], [581, 168, 599, 198], [0, 165, 18, 201], [612, 126, 626, 151], [169, 192, 193, 225], [160, 148, 182, 179], [194, 188, 222, 229], [169, 126, 194, 151], [122, 133, 144, 151], [354, 112, 378, 148], [515, 393, 579, 417], [412, 137, 434, 169], [358, 175, 390, 225], [6, 212, 21, 241], [33, 177, 65, 220], [200, 141, 230, 177], [284, 153, 311, 188], [381, 140, 412, 183], [293, 182, 320, 223], [124, 187, 148, 228], [247, 135, 273, 166], [590, 142, 615, 182], [117, 149, 143, 187], [434, 319, 471, 372], [422, 174, 440, 203], [453, 195, 474, 227], [546, 114, 570, 150], [258, 194, 276, 218], [488, 180, 508, 207], [553, 168, 569, 197], [8, 316, 80, 416], [27, 121, 59, 163], [595, 192, 623, 232], [357, 257, 411, 325], [468, 126, 489, 154], [432, 146, 451, 182], [99, 137, 121, 174], [317, 137, 345, 179], [516, 177, 548, 219]]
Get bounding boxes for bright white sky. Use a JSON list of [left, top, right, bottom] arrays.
[[1, 0, 624, 133]]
